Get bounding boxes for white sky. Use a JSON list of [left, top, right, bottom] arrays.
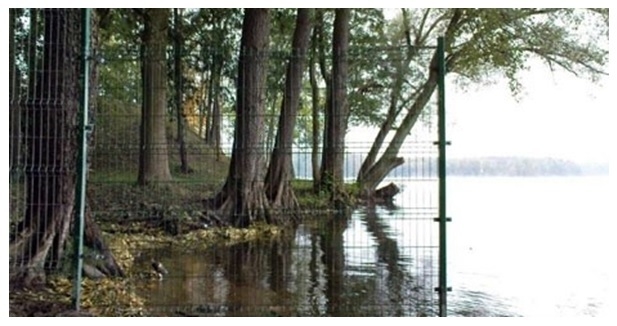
[[446, 62, 610, 162]]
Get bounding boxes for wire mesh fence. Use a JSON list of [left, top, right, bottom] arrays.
[[9, 8, 83, 277], [9, 8, 446, 317]]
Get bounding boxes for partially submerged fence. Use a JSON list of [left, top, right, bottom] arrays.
[[9, 8, 450, 317]]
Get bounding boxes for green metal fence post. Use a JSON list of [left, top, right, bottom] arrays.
[[72, 8, 91, 311], [437, 36, 450, 317]]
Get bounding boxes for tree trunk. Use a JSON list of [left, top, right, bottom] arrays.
[[173, 8, 191, 174], [309, 25, 321, 191], [264, 9, 313, 215], [206, 9, 272, 228], [264, 93, 279, 161], [357, 54, 411, 185], [359, 58, 440, 192], [83, 208, 124, 277], [138, 8, 172, 185], [205, 57, 223, 157], [9, 8, 21, 172], [212, 86, 222, 160], [204, 60, 214, 143], [10, 9, 80, 288], [357, 9, 462, 194], [319, 9, 350, 199], [199, 70, 209, 138]]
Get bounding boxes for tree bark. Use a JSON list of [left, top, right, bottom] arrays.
[[173, 8, 191, 174], [264, 93, 279, 160], [309, 24, 321, 191], [319, 9, 350, 199], [138, 8, 172, 185], [205, 56, 223, 157], [203, 70, 212, 139], [206, 9, 272, 228], [83, 208, 124, 277], [212, 86, 222, 160], [264, 9, 313, 215], [204, 59, 215, 143], [10, 9, 80, 288]]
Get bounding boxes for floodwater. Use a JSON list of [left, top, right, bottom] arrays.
[[138, 176, 612, 317]]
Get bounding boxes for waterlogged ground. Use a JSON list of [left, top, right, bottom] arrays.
[[139, 209, 441, 317]]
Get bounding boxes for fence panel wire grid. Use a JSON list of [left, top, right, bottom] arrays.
[[9, 8, 444, 317]]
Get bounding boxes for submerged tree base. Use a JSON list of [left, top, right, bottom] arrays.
[[9, 217, 288, 317], [358, 182, 401, 207]]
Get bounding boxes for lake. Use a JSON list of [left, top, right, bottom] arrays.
[[447, 176, 612, 317], [139, 176, 612, 317]]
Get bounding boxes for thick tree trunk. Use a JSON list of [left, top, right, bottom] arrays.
[[138, 8, 172, 185], [319, 9, 350, 199], [206, 9, 272, 228], [173, 8, 191, 174], [265, 9, 313, 215], [10, 9, 80, 288], [309, 26, 321, 191]]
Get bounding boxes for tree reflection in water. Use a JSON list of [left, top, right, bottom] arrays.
[[139, 205, 439, 316]]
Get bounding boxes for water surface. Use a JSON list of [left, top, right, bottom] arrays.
[[138, 176, 611, 317]]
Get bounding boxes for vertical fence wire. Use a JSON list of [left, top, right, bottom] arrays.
[[9, 8, 81, 274]]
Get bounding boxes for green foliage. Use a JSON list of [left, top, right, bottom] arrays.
[[181, 8, 242, 103], [98, 9, 143, 104], [450, 9, 608, 95]]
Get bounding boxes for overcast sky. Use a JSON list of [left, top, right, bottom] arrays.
[[446, 62, 610, 162]]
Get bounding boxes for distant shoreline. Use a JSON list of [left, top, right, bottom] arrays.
[[292, 153, 609, 179], [446, 157, 609, 177]]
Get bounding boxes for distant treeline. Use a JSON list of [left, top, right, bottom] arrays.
[[292, 152, 608, 179], [446, 157, 609, 176]]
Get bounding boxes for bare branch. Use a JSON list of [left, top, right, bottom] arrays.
[[415, 9, 431, 43]]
